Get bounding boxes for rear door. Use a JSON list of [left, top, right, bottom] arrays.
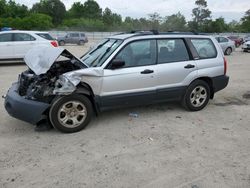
[[12, 33, 36, 58], [101, 39, 157, 108], [0, 33, 14, 59], [155, 38, 197, 102]]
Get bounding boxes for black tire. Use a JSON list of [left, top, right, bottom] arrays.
[[59, 40, 65, 46], [182, 80, 210, 111], [49, 94, 93, 133], [243, 49, 248, 52], [225, 47, 232, 55], [79, 40, 85, 45]]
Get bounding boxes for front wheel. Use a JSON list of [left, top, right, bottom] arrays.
[[49, 94, 93, 133], [225, 47, 232, 55], [182, 80, 210, 111]]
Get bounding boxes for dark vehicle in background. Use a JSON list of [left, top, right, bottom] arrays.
[[57, 32, 88, 46], [228, 36, 243, 47]]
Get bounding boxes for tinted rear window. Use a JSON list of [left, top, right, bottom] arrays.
[[191, 39, 217, 59], [36, 33, 54, 40]]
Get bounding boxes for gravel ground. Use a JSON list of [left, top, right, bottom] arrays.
[[0, 44, 250, 188]]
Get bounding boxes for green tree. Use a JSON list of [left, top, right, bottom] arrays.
[[241, 9, 250, 32], [0, 0, 7, 17], [67, 2, 85, 18], [210, 17, 228, 33], [189, 0, 211, 31], [102, 8, 122, 28], [162, 12, 186, 31], [228, 20, 240, 32], [0, 0, 29, 18], [83, 0, 102, 20], [148, 12, 162, 30], [31, 0, 66, 25]]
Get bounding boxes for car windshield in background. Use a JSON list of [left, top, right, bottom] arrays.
[[36, 33, 54, 40], [81, 39, 122, 67]]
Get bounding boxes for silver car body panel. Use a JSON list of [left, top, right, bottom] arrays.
[[24, 34, 225, 97]]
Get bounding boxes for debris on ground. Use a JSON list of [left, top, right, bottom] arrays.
[[148, 137, 154, 141], [129, 113, 139, 118], [243, 91, 250, 99]]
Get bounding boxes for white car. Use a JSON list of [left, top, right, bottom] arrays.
[[242, 41, 250, 52], [0, 30, 58, 63]]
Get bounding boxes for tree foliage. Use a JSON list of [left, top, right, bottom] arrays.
[[31, 0, 66, 25], [0, 0, 29, 18], [189, 0, 211, 31], [0, 0, 249, 32], [241, 9, 250, 32], [161, 12, 186, 31]]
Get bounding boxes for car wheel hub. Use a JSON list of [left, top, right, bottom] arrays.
[[58, 101, 87, 128], [190, 86, 207, 107]]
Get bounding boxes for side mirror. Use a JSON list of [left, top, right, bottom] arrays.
[[110, 59, 125, 69]]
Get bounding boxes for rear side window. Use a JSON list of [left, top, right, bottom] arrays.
[[80, 33, 85, 37], [0, 33, 12, 42], [36, 33, 54, 40], [70, 33, 79, 37], [157, 39, 190, 64], [13, 33, 35, 41], [191, 39, 217, 59]]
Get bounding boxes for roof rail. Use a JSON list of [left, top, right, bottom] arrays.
[[126, 30, 206, 36]]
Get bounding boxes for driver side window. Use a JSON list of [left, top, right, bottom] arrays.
[[115, 40, 156, 68]]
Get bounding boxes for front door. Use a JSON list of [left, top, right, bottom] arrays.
[[101, 39, 157, 109]]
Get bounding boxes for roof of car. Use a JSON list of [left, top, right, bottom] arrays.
[[108, 31, 213, 40], [0, 30, 49, 34]]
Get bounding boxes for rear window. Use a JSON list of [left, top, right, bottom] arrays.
[[80, 33, 85, 37], [191, 38, 217, 59], [36, 33, 54, 40]]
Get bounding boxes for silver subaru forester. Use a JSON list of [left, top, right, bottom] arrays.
[[4, 31, 229, 133]]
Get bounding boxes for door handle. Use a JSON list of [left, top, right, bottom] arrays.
[[141, 69, 154, 74], [184, 64, 195, 69]]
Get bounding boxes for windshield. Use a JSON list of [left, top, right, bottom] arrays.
[[81, 39, 122, 67]]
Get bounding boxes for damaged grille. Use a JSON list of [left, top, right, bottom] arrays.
[[18, 60, 81, 102]]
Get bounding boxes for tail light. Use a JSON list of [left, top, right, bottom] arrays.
[[224, 57, 227, 75], [50, 41, 58, 47]]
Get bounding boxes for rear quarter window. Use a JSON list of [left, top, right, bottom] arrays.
[[191, 38, 217, 59], [36, 33, 54, 40]]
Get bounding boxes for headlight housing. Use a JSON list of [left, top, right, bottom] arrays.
[[53, 75, 76, 95]]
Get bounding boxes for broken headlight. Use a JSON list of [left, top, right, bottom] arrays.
[[53, 75, 76, 95]]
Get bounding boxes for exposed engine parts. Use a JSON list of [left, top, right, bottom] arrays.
[[18, 61, 81, 102]]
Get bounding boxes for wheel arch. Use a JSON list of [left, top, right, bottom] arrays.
[[192, 77, 214, 99], [74, 82, 100, 115]]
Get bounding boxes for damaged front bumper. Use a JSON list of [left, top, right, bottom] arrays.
[[4, 83, 50, 125]]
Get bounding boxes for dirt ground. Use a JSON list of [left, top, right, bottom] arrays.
[[0, 43, 250, 188]]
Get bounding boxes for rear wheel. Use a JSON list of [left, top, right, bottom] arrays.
[[49, 94, 93, 133], [225, 47, 232, 55], [182, 80, 210, 111], [59, 40, 65, 46], [79, 40, 85, 45]]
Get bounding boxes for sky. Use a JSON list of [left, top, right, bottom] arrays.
[[15, 0, 250, 22]]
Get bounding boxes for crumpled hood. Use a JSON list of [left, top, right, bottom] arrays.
[[24, 46, 85, 75]]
